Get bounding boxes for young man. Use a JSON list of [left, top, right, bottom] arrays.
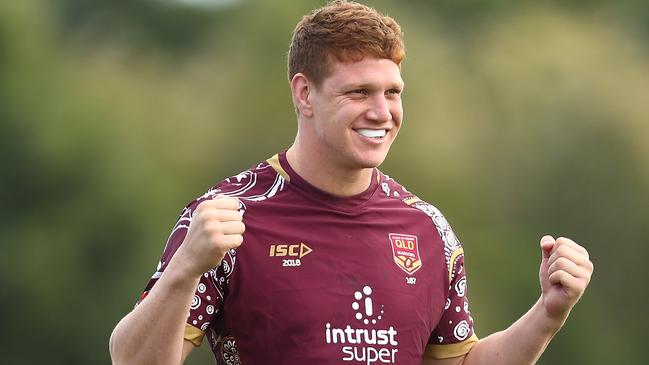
[[109, 1, 593, 364]]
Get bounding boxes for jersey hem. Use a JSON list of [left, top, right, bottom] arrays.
[[423, 333, 479, 359], [184, 323, 205, 347]]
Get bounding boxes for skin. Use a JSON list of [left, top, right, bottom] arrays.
[[422, 235, 593, 365], [110, 57, 406, 365], [286, 57, 404, 196], [109, 198, 244, 365], [290, 57, 594, 364], [109, 55, 593, 365]]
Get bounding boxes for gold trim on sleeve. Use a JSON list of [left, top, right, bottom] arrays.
[[267, 154, 290, 182], [424, 333, 478, 359], [448, 247, 464, 282], [184, 323, 205, 347], [403, 196, 422, 206]]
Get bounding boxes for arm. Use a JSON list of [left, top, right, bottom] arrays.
[[422, 236, 593, 365], [109, 198, 244, 365]]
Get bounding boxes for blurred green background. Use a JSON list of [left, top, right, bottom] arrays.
[[1, 0, 647, 364]]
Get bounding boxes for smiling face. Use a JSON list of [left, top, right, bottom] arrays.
[[301, 57, 404, 173]]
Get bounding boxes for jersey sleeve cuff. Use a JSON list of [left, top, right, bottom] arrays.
[[423, 333, 479, 359], [184, 323, 205, 347]]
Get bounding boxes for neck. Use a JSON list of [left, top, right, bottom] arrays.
[[286, 143, 374, 197]]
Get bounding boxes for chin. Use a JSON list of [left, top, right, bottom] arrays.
[[339, 145, 391, 170], [354, 154, 388, 169]]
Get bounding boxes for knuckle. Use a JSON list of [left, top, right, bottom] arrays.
[[548, 261, 560, 273], [205, 221, 223, 233], [556, 245, 570, 255], [197, 200, 215, 210], [233, 234, 244, 245], [215, 196, 239, 208], [558, 237, 577, 248], [194, 213, 208, 225], [548, 271, 562, 281], [549, 259, 566, 273], [586, 260, 594, 272], [197, 207, 218, 219], [227, 210, 242, 221], [209, 231, 224, 244]]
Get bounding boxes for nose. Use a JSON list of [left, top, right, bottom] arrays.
[[365, 95, 392, 123]]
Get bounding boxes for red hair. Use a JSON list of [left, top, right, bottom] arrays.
[[288, 0, 405, 86]]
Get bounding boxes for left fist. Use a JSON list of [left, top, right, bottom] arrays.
[[539, 235, 594, 319]]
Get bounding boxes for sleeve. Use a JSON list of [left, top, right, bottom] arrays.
[[408, 199, 478, 359], [136, 190, 238, 347], [424, 249, 478, 358]]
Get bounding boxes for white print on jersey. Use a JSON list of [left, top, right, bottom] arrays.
[[352, 286, 384, 325], [381, 182, 390, 197], [152, 164, 288, 334], [410, 201, 461, 278], [325, 285, 399, 365]]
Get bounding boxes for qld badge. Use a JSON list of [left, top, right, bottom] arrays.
[[389, 233, 422, 275]]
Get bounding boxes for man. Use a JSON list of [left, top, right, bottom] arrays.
[[109, 1, 593, 364]]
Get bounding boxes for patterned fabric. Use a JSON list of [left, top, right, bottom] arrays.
[[139, 152, 477, 364]]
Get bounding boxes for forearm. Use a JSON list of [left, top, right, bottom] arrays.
[[461, 297, 567, 365], [109, 261, 201, 365]]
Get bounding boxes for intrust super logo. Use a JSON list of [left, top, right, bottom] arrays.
[[269, 242, 312, 267], [352, 286, 384, 325], [325, 285, 398, 365]]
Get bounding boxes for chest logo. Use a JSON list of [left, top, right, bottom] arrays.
[[269, 242, 312, 267], [269, 242, 312, 258], [388, 233, 422, 275], [324, 285, 399, 364]]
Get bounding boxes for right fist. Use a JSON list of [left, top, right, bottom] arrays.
[[173, 197, 245, 278]]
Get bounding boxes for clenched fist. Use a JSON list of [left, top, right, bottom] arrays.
[[539, 235, 593, 320], [172, 197, 245, 279]]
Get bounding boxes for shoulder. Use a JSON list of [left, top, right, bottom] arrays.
[[192, 157, 287, 208], [379, 172, 465, 278], [379, 173, 457, 239]]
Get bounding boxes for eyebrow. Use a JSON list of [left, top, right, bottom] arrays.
[[339, 82, 405, 91]]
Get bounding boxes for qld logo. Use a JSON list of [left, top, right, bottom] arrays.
[[388, 233, 422, 275]]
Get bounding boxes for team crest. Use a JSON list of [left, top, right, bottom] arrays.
[[389, 233, 422, 275]]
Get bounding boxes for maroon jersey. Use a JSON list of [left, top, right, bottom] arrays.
[[140, 152, 477, 364]]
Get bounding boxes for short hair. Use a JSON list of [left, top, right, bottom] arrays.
[[288, 0, 405, 86]]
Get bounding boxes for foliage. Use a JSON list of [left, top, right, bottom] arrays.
[[1, 0, 647, 363]]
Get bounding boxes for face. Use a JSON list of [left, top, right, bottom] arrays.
[[305, 57, 404, 172]]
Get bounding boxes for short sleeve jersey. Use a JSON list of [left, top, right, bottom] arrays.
[[140, 152, 478, 365]]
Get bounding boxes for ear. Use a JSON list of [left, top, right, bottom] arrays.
[[290, 73, 314, 117]]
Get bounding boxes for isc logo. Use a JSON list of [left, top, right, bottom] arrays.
[[269, 242, 312, 258]]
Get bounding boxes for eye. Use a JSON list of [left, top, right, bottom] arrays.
[[348, 88, 369, 96], [386, 88, 402, 96]]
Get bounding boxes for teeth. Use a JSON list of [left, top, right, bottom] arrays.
[[356, 129, 386, 138]]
